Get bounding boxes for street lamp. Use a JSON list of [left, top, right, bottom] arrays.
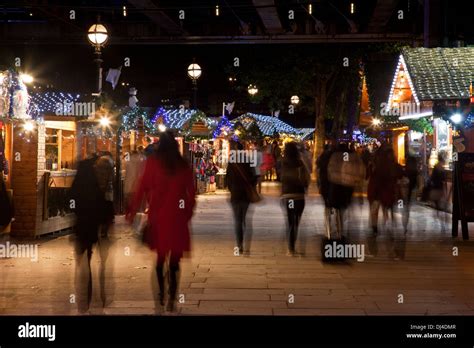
[[248, 84, 258, 96], [187, 60, 202, 108], [291, 95, 300, 105], [20, 73, 34, 84], [87, 21, 109, 95], [99, 116, 110, 127]]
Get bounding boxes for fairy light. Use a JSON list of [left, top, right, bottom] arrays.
[[23, 120, 35, 132], [99, 117, 110, 127], [308, 3, 312, 14], [215, 5, 219, 16], [123, 5, 127, 17], [388, 54, 419, 108], [232, 113, 299, 136], [350, 2, 355, 14], [158, 124, 167, 132]]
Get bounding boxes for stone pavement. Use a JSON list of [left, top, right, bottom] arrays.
[[1, 183, 474, 316]]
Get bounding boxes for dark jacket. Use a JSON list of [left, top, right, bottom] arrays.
[[226, 162, 256, 203], [70, 157, 104, 245], [281, 158, 309, 197], [318, 148, 354, 209], [316, 148, 333, 201]]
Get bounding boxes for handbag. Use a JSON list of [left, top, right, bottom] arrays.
[[133, 212, 152, 246], [235, 164, 262, 203]]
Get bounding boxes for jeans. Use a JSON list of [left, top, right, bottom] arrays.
[[285, 198, 305, 252], [231, 201, 249, 250]]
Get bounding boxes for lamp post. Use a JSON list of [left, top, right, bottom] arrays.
[[248, 84, 258, 97], [87, 21, 109, 95], [291, 95, 300, 105], [187, 60, 202, 108]]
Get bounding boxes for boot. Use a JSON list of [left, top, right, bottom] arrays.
[[156, 264, 165, 306], [167, 264, 179, 312]]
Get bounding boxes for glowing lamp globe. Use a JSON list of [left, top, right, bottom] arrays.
[[88, 24, 109, 47], [187, 63, 202, 80]]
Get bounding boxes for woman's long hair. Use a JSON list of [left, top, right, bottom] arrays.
[[154, 131, 188, 175], [283, 141, 300, 166]]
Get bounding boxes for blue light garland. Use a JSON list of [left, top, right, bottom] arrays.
[[152, 106, 169, 126], [212, 115, 233, 138]]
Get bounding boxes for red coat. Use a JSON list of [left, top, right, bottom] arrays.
[[261, 153, 275, 172], [129, 157, 196, 257]]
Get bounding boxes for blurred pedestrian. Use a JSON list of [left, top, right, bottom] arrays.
[[401, 152, 419, 233], [95, 151, 115, 238], [124, 149, 146, 209], [127, 131, 196, 312], [0, 174, 13, 228], [428, 151, 449, 231], [255, 141, 264, 193], [367, 145, 401, 234], [261, 143, 275, 181], [143, 136, 155, 157], [325, 142, 363, 236], [272, 140, 282, 181], [281, 142, 310, 255], [226, 140, 258, 255], [317, 144, 333, 237], [70, 152, 103, 313]]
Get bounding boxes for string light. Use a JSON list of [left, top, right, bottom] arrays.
[[29, 92, 81, 116], [388, 54, 419, 108], [350, 2, 355, 14], [308, 3, 312, 15], [213, 115, 233, 138], [123, 5, 127, 17], [297, 128, 314, 140], [121, 106, 153, 132], [215, 5, 219, 16], [23, 120, 35, 132], [0, 69, 33, 120], [233, 113, 299, 136]]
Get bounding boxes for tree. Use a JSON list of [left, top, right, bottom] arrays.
[[236, 48, 362, 179]]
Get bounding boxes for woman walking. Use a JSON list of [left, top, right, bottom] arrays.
[[127, 131, 196, 312], [281, 142, 310, 256], [226, 141, 258, 255], [367, 145, 401, 233]]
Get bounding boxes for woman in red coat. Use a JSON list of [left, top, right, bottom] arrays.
[[127, 131, 196, 311]]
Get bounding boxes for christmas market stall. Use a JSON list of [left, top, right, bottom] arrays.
[[232, 113, 301, 140], [23, 91, 98, 237], [164, 108, 217, 193], [384, 47, 474, 169], [0, 69, 31, 234]]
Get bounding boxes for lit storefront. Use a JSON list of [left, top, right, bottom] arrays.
[[386, 47, 474, 171]]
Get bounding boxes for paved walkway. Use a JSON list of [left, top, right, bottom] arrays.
[[1, 183, 474, 315]]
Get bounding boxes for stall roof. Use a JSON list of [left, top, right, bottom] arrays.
[[30, 92, 83, 116], [296, 128, 315, 140], [233, 113, 299, 136], [161, 108, 217, 130], [396, 47, 474, 101]]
